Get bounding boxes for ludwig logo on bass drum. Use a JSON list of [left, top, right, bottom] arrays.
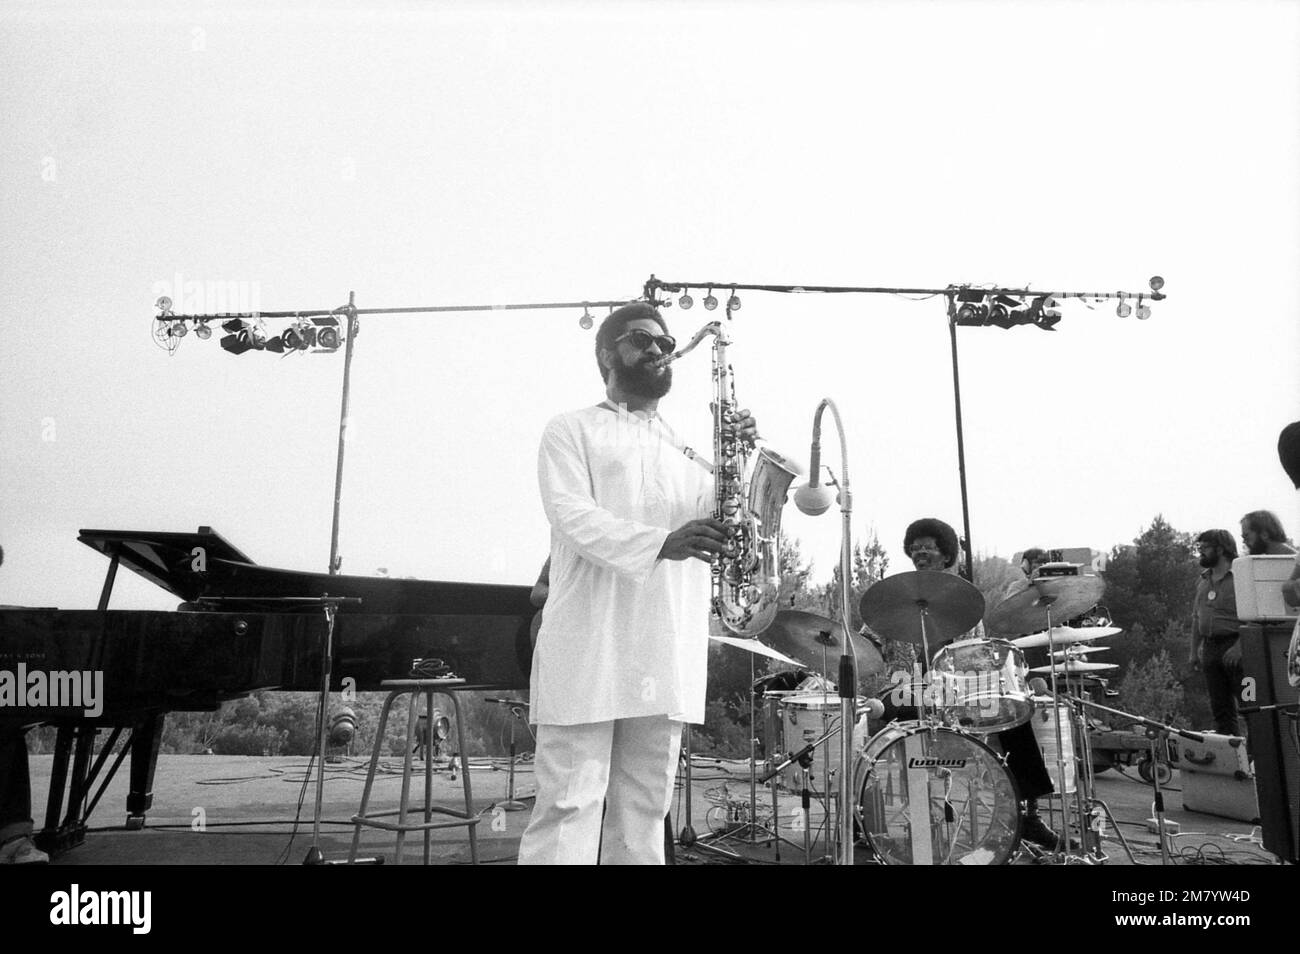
[[908, 757, 968, 768]]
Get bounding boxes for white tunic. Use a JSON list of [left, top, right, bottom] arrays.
[[531, 403, 713, 726]]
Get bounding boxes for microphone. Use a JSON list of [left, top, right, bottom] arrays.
[[794, 431, 836, 515], [860, 697, 885, 720]]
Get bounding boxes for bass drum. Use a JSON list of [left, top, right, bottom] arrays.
[[855, 722, 1021, 865]]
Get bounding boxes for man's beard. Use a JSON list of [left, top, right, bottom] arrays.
[[1246, 539, 1267, 556], [1199, 551, 1218, 568], [615, 355, 673, 399]]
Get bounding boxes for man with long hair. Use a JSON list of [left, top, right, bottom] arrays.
[[1239, 510, 1296, 556], [1190, 529, 1244, 735]]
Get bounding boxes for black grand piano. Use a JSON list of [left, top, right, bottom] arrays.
[[0, 526, 537, 853]]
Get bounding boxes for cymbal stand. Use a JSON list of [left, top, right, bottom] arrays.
[[694, 651, 784, 857], [798, 755, 815, 865], [1037, 598, 1081, 862], [1071, 696, 1199, 866]]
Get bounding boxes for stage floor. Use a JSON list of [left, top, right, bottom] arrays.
[[25, 751, 1279, 867]]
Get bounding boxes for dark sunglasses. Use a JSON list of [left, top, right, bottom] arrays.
[[614, 329, 676, 354]]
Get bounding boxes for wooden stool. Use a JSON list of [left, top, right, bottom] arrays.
[[348, 678, 479, 865]]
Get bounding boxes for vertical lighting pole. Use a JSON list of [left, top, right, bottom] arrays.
[[945, 293, 975, 582], [328, 291, 359, 575]]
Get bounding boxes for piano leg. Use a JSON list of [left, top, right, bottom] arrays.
[[126, 714, 162, 829], [39, 725, 74, 851], [36, 725, 94, 854]]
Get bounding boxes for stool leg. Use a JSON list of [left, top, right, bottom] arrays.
[[394, 690, 419, 865], [350, 689, 399, 863], [423, 690, 435, 865], [448, 691, 478, 864]]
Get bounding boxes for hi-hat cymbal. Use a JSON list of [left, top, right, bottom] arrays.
[[762, 611, 886, 681], [1029, 660, 1118, 674], [1010, 625, 1122, 649], [987, 576, 1105, 636], [1050, 646, 1111, 661], [858, 571, 985, 647]]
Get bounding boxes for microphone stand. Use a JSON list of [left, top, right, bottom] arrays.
[[198, 594, 370, 865], [799, 398, 857, 866]]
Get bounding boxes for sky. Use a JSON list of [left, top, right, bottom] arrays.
[[2, 0, 1298, 612]]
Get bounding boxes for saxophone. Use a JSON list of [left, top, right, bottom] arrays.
[[659, 320, 801, 637]]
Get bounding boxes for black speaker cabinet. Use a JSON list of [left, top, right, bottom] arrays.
[[1240, 623, 1300, 863]]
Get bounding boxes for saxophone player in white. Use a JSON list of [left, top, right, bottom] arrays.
[[519, 302, 759, 865]]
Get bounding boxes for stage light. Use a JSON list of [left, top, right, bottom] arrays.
[[1149, 276, 1164, 292], [727, 293, 741, 311], [264, 335, 285, 353], [1032, 295, 1061, 331], [282, 321, 315, 351], [312, 316, 342, 351], [431, 712, 451, 741], [219, 318, 266, 355], [1136, 302, 1151, 320], [329, 707, 356, 746], [155, 296, 173, 316], [678, 292, 694, 310], [703, 289, 718, 311], [1116, 300, 1132, 318], [955, 302, 988, 326], [579, 306, 594, 330], [169, 321, 187, 338], [195, 320, 212, 340]]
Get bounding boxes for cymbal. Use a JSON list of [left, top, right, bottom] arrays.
[[1050, 646, 1111, 661], [858, 571, 985, 647], [1029, 660, 1119, 674], [986, 576, 1105, 637], [761, 611, 886, 682], [1010, 625, 1121, 648], [709, 633, 803, 667]]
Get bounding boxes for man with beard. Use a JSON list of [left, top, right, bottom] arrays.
[[899, 518, 1063, 851], [1190, 529, 1244, 735], [518, 302, 757, 865], [1239, 510, 1296, 556]]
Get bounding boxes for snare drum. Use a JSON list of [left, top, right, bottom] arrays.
[[854, 722, 1021, 865], [931, 637, 1033, 732]]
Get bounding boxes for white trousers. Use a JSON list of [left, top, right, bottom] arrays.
[[518, 715, 682, 865]]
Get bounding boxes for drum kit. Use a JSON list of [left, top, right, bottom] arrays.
[[688, 563, 1182, 865]]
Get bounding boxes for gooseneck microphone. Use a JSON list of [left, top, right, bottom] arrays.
[[793, 422, 836, 516]]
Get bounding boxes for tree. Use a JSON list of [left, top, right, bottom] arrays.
[[1100, 515, 1207, 730]]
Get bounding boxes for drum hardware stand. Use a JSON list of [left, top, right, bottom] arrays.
[[1069, 696, 1199, 865], [485, 698, 530, 811], [676, 724, 744, 860], [693, 652, 785, 858], [761, 724, 842, 863]]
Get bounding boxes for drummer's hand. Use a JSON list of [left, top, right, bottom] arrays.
[[730, 408, 759, 447], [659, 518, 728, 563], [1223, 642, 1242, 668]]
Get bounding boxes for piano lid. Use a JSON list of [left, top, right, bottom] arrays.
[[79, 526, 256, 602], [77, 525, 536, 617]]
